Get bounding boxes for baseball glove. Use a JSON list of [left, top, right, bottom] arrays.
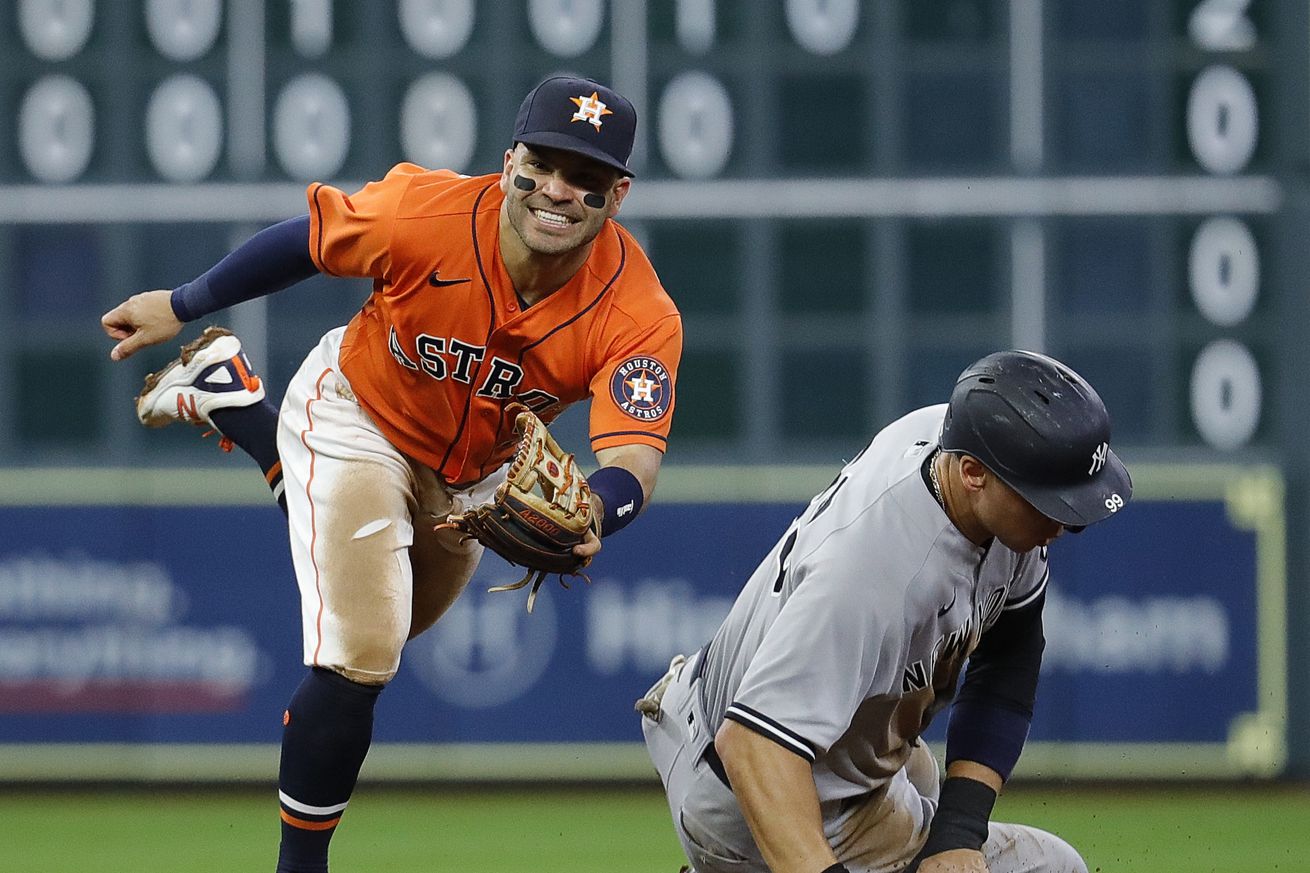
[[438, 404, 599, 613]]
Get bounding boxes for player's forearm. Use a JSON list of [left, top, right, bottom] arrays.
[[944, 759, 1003, 792], [593, 443, 662, 504], [591, 444, 662, 536], [171, 215, 319, 321], [908, 763, 1000, 872], [714, 720, 837, 873], [946, 594, 1043, 780]]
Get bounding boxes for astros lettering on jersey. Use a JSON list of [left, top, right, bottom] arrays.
[[306, 163, 682, 487]]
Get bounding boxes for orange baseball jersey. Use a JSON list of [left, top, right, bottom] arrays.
[[306, 163, 682, 487]]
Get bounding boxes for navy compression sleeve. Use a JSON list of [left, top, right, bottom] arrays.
[[588, 466, 644, 536], [170, 215, 317, 322], [944, 591, 1045, 781]]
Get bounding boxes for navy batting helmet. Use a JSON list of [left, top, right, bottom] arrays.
[[939, 350, 1132, 527]]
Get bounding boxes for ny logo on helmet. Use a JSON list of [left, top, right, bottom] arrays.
[[1088, 441, 1109, 475], [570, 92, 613, 130]]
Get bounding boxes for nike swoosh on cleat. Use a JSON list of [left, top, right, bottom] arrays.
[[429, 270, 471, 287]]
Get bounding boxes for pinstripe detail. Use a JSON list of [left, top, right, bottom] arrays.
[[438, 182, 498, 479], [724, 703, 817, 762], [301, 368, 334, 666], [1004, 568, 1048, 611], [278, 790, 349, 816], [589, 429, 668, 445], [308, 183, 339, 277], [472, 226, 629, 483], [519, 226, 625, 358]]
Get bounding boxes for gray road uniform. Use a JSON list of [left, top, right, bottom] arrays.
[[641, 405, 1086, 873]]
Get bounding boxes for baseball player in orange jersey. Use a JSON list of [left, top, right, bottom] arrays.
[[101, 77, 680, 873]]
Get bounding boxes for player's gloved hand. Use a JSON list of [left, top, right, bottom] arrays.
[[102, 288, 185, 361], [911, 848, 989, 872], [437, 403, 600, 613]]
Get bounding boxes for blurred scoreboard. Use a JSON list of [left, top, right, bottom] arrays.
[[0, 0, 1306, 466]]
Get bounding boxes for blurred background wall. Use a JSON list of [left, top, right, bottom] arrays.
[[0, 0, 1307, 783]]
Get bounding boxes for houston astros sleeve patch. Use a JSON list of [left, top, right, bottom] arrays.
[[610, 355, 672, 422]]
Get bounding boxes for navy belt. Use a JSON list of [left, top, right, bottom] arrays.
[[690, 641, 710, 684], [702, 744, 732, 790], [690, 640, 731, 789]]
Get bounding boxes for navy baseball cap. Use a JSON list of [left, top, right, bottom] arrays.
[[513, 76, 637, 177]]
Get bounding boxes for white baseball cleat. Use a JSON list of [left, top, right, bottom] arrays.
[[135, 326, 265, 429]]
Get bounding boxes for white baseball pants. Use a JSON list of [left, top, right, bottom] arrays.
[[642, 651, 1087, 873], [277, 327, 504, 685]]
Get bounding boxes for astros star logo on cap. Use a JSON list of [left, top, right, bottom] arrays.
[[570, 92, 613, 130]]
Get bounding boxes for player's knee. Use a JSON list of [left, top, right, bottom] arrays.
[[1032, 829, 1087, 873], [1060, 841, 1089, 873], [330, 628, 405, 684], [904, 740, 939, 801], [988, 823, 1087, 873], [329, 661, 398, 686]]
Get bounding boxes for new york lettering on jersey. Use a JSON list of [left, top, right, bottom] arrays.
[[701, 409, 1051, 782], [308, 165, 681, 486]]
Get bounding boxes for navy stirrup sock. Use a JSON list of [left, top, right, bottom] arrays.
[[275, 667, 383, 873], [209, 401, 287, 514]]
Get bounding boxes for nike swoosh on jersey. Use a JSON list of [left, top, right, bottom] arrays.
[[937, 589, 957, 617], [429, 270, 471, 287]]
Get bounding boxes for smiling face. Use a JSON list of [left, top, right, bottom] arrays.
[[499, 144, 630, 257]]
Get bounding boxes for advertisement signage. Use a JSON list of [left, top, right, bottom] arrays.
[[0, 465, 1284, 779]]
